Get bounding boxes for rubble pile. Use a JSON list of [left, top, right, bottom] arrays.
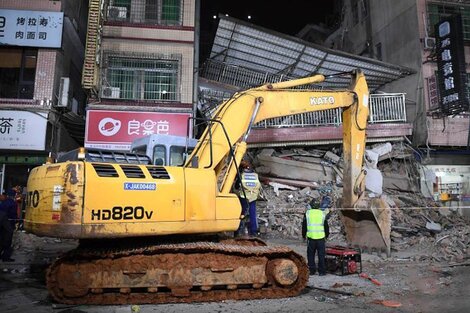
[[258, 182, 469, 262], [257, 184, 346, 241], [391, 207, 470, 262], [251, 144, 470, 262]]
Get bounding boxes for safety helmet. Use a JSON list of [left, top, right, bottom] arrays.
[[240, 160, 250, 169], [320, 196, 332, 210], [309, 199, 320, 210]]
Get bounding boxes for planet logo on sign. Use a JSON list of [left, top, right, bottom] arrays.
[[98, 118, 121, 137]]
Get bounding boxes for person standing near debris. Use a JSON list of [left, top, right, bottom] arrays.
[[302, 196, 330, 276], [236, 160, 261, 236], [0, 189, 17, 262]]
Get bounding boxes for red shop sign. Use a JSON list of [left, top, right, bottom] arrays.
[[85, 110, 192, 150]]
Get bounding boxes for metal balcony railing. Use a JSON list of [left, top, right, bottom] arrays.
[[199, 60, 407, 128], [369, 93, 407, 124], [254, 93, 406, 128]]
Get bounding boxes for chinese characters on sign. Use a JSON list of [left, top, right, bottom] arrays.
[[127, 119, 170, 136], [0, 9, 63, 48], [0, 117, 26, 135], [85, 110, 192, 150], [0, 118, 14, 134], [0, 111, 48, 150], [435, 14, 469, 115]]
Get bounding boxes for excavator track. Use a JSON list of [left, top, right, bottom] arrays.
[[46, 237, 308, 304]]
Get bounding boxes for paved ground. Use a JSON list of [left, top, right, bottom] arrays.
[[0, 232, 469, 313]]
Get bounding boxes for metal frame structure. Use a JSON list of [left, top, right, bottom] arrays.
[[206, 16, 415, 92]]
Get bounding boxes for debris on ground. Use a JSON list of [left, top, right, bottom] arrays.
[[247, 143, 470, 263]]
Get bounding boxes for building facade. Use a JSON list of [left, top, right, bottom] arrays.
[[327, 0, 470, 148], [325, 0, 470, 207], [0, 0, 88, 191], [82, 0, 197, 151]]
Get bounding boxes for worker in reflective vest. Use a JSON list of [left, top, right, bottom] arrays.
[[236, 161, 261, 236], [302, 196, 330, 276]]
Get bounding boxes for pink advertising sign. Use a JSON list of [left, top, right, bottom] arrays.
[[85, 110, 192, 150]]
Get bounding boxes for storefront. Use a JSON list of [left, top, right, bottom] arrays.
[[0, 110, 49, 192]]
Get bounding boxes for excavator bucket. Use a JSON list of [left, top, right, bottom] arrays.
[[340, 196, 391, 257]]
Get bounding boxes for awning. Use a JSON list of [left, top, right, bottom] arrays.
[[209, 16, 416, 91]]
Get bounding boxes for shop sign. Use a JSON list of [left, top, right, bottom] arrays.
[[0, 9, 63, 48], [85, 110, 192, 150], [435, 14, 469, 115], [0, 110, 48, 150]]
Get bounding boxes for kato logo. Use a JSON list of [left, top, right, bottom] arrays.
[[91, 206, 154, 221], [310, 96, 335, 105]]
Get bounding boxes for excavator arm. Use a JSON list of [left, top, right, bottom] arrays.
[[187, 70, 368, 208]]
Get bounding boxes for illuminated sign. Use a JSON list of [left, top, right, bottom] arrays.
[[435, 14, 469, 115], [0, 9, 63, 48]]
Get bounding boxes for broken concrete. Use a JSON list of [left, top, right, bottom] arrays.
[[257, 154, 336, 182]]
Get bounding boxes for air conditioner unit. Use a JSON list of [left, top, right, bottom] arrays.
[[102, 87, 121, 99], [108, 6, 127, 19], [56, 77, 70, 108], [424, 37, 436, 50]]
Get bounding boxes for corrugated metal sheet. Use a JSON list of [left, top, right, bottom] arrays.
[[209, 16, 415, 91]]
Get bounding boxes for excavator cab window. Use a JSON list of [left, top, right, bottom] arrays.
[[169, 145, 194, 166], [153, 144, 166, 165], [169, 146, 185, 166]]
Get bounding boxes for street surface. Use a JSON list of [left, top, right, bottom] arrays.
[[0, 232, 469, 313]]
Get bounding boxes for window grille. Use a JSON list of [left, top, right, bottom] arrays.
[[107, 0, 182, 26], [427, 3, 470, 41], [102, 56, 180, 101]]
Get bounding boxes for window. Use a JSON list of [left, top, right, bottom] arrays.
[[153, 144, 166, 165], [170, 145, 194, 166], [427, 3, 470, 41], [0, 48, 37, 99], [107, 0, 131, 20], [161, 0, 181, 24], [104, 56, 179, 101], [107, 0, 182, 26]]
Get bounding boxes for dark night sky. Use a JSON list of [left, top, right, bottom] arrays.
[[200, 0, 336, 35]]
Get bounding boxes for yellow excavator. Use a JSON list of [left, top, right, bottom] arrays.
[[24, 69, 390, 305]]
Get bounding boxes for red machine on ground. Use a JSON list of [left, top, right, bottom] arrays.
[[325, 245, 362, 275]]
